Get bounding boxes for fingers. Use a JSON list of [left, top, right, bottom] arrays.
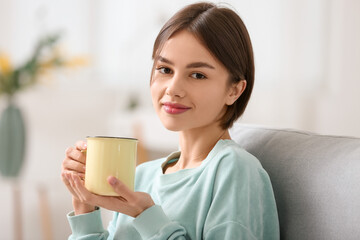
[[75, 141, 87, 151], [71, 173, 99, 205], [64, 175, 154, 218], [62, 159, 86, 174], [70, 174, 121, 211], [61, 140, 90, 210], [65, 172, 90, 203], [105, 177, 155, 217], [65, 147, 86, 164], [62, 145, 86, 179], [107, 176, 134, 201], [70, 173, 87, 202], [61, 171, 82, 200]]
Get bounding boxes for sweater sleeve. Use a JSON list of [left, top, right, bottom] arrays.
[[133, 205, 187, 239], [203, 151, 280, 240], [67, 208, 110, 240]]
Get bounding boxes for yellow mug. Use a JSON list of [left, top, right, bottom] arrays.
[[84, 136, 137, 196]]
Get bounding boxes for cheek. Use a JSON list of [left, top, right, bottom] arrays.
[[197, 90, 227, 114], [198, 85, 225, 104], [150, 86, 157, 105], [150, 81, 163, 105]]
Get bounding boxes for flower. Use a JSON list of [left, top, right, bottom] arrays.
[[0, 34, 87, 97], [0, 52, 12, 75]]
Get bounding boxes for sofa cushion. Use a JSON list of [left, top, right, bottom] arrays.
[[230, 124, 360, 240]]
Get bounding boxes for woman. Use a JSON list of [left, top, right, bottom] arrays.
[[61, 2, 279, 239]]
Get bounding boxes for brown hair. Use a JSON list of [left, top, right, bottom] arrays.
[[151, 2, 254, 129]]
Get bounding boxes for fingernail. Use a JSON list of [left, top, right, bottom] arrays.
[[83, 143, 87, 149], [109, 177, 117, 185]]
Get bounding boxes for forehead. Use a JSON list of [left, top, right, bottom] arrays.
[[156, 30, 219, 64]]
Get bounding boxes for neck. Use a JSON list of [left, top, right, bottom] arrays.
[[176, 123, 231, 170]]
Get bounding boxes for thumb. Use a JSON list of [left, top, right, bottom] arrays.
[[107, 176, 133, 198], [108, 176, 119, 186]]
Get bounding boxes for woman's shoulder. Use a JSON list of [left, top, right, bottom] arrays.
[[210, 139, 273, 190], [211, 139, 262, 170]]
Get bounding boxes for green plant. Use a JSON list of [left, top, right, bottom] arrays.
[[0, 33, 86, 97]]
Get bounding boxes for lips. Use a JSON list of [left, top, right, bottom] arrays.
[[162, 102, 191, 114]]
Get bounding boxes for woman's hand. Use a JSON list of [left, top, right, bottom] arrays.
[[64, 173, 155, 218], [61, 141, 96, 214]]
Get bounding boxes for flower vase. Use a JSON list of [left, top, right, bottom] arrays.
[[0, 97, 26, 178]]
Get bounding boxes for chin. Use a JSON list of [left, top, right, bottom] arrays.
[[162, 122, 183, 132], [156, 112, 184, 132]]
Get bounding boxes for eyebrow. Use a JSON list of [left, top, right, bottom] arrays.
[[157, 56, 215, 69]]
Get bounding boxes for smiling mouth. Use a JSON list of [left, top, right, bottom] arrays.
[[162, 102, 191, 114]]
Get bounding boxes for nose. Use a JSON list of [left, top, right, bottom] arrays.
[[165, 74, 186, 98]]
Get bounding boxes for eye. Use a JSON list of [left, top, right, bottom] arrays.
[[156, 67, 173, 74], [191, 72, 206, 79]]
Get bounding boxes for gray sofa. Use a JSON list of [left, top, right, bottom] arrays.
[[230, 124, 360, 240]]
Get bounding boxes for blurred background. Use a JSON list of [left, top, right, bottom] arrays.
[[0, 0, 359, 239]]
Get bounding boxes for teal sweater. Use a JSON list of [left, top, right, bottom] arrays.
[[67, 139, 279, 239]]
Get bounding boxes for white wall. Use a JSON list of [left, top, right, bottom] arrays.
[[0, 0, 360, 239], [240, 0, 360, 137]]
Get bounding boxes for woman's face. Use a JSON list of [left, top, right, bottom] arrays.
[[150, 30, 235, 132]]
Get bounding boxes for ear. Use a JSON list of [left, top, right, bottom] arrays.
[[225, 80, 247, 105]]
